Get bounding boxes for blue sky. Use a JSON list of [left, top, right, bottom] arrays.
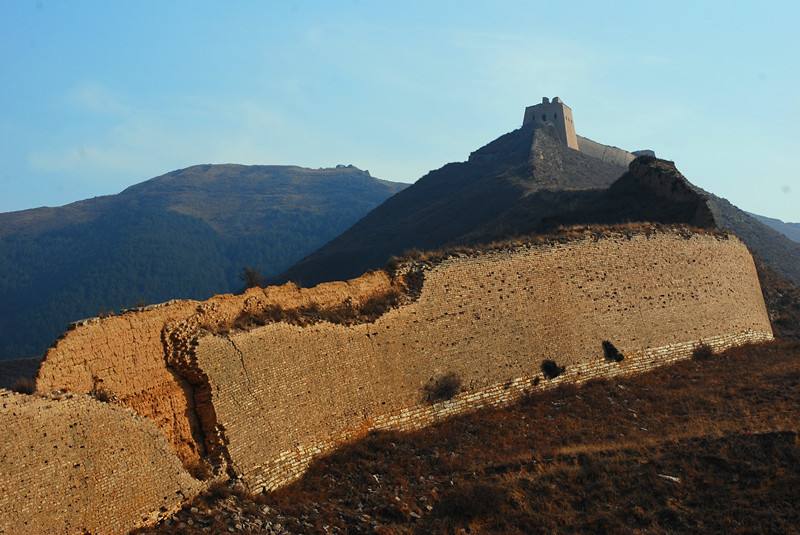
[[1, 0, 797, 221]]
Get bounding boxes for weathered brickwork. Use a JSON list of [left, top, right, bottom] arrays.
[[0, 390, 202, 535], [192, 232, 773, 491], [26, 228, 773, 526], [35, 272, 392, 466]]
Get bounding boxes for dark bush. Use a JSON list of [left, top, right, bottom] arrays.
[[423, 372, 462, 404], [90, 375, 113, 402], [240, 266, 266, 290], [10, 376, 35, 394], [541, 359, 566, 380], [692, 342, 714, 360], [90, 386, 113, 403], [602, 340, 625, 362]]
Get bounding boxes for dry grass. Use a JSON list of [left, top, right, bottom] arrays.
[[261, 340, 800, 534], [140, 340, 800, 534]]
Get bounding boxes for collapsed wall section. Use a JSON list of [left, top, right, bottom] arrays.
[[0, 390, 202, 535], [35, 271, 395, 468], [192, 231, 773, 491]]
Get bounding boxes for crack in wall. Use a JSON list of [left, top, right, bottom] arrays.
[[226, 337, 255, 398], [162, 325, 233, 479]]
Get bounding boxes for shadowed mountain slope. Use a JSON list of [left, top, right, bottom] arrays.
[[700, 193, 800, 285], [0, 164, 406, 360], [750, 213, 800, 243], [281, 125, 627, 285], [283, 126, 800, 289]]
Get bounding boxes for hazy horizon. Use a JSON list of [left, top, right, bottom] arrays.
[[1, 0, 798, 221]]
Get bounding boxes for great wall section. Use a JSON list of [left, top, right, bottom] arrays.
[[1, 227, 774, 534]]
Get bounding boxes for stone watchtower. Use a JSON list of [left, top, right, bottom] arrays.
[[522, 97, 579, 150]]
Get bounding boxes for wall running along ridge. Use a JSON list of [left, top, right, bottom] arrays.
[[192, 230, 772, 491], [27, 228, 773, 522], [0, 390, 201, 535]]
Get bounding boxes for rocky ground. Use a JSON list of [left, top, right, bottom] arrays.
[[136, 340, 800, 534]]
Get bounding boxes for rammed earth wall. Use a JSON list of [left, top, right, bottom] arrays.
[[0, 390, 201, 535], [21, 228, 773, 531], [191, 231, 772, 490]]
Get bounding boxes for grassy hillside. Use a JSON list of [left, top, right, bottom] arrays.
[[0, 164, 406, 360]]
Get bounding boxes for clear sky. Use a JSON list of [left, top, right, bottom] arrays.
[[1, 0, 798, 221]]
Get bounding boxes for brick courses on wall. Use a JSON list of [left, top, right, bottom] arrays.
[[0, 390, 202, 535], [24, 227, 774, 528], [35, 272, 393, 467], [190, 231, 773, 491]]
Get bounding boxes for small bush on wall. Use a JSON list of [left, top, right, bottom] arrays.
[[541, 360, 566, 380], [602, 340, 625, 362], [692, 342, 715, 360], [423, 372, 462, 404]]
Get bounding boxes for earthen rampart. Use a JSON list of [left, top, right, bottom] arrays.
[[28, 227, 774, 522], [0, 390, 201, 535], [35, 271, 394, 468], [191, 231, 772, 490]]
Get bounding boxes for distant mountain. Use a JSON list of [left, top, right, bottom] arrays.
[[0, 164, 407, 360], [282, 125, 800, 291], [282, 126, 626, 285], [749, 213, 800, 243]]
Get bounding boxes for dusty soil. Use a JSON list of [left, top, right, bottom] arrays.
[[136, 340, 800, 534]]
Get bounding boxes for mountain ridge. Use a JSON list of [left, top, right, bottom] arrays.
[[281, 125, 800, 289], [749, 213, 800, 243], [0, 164, 407, 360]]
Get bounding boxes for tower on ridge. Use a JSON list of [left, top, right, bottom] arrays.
[[522, 96, 579, 150]]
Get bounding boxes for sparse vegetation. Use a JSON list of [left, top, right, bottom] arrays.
[[10, 376, 35, 394], [602, 340, 625, 362], [422, 372, 462, 404], [89, 375, 114, 403], [138, 341, 800, 535], [240, 267, 266, 290], [692, 342, 715, 360], [433, 482, 512, 521], [541, 359, 565, 379], [219, 271, 425, 335]]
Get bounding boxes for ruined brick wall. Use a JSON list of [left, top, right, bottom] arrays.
[[191, 231, 773, 491], [35, 272, 393, 467], [577, 135, 635, 167], [0, 390, 201, 535]]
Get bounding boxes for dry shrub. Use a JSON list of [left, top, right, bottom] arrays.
[[693, 342, 714, 361], [541, 359, 566, 379], [240, 266, 266, 290], [423, 372, 462, 404], [10, 376, 35, 394], [89, 375, 114, 403], [90, 386, 113, 403], [602, 340, 625, 362]]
